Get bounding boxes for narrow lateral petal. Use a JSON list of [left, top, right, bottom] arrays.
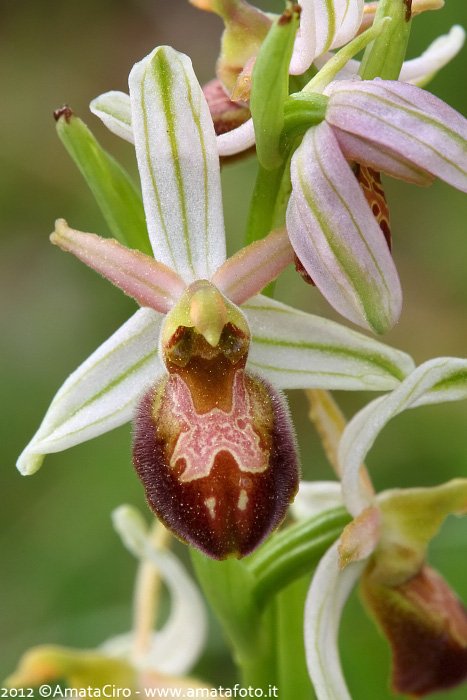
[[304, 542, 364, 700], [212, 227, 294, 305], [288, 122, 402, 334], [243, 294, 415, 391], [339, 357, 467, 517], [129, 46, 226, 281], [109, 506, 207, 676], [17, 309, 164, 475], [51, 220, 186, 313], [90, 91, 134, 144], [326, 78, 467, 192], [290, 0, 364, 75], [399, 26, 466, 87]]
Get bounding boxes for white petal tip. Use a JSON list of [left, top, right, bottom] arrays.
[[216, 118, 256, 156], [112, 504, 149, 556], [16, 449, 44, 476]]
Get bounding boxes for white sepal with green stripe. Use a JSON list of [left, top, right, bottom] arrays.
[[17, 308, 164, 475], [339, 357, 467, 517], [290, 0, 364, 75], [242, 295, 414, 390], [304, 541, 364, 700], [129, 46, 226, 282]]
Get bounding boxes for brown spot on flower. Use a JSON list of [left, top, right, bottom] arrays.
[[404, 0, 413, 21], [355, 165, 392, 251], [294, 254, 316, 286], [53, 105, 74, 123], [278, 4, 300, 25]]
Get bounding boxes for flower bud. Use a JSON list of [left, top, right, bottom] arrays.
[[202, 79, 251, 136], [133, 282, 299, 559]]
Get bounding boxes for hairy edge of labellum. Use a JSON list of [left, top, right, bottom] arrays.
[[132, 370, 299, 560]]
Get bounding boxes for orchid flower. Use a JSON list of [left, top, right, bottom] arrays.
[[5, 506, 210, 693], [300, 357, 467, 699], [18, 45, 416, 561], [287, 77, 467, 335]]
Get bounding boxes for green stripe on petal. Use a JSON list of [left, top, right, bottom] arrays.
[[243, 295, 414, 391], [290, 0, 364, 75], [304, 542, 363, 700], [90, 90, 134, 144], [327, 79, 467, 192], [129, 46, 226, 282], [288, 122, 402, 334], [17, 309, 164, 475]]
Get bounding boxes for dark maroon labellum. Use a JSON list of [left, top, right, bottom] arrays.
[[133, 368, 299, 560], [362, 564, 467, 697]]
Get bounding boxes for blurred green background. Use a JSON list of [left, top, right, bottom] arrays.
[[2, 0, 467, 697]]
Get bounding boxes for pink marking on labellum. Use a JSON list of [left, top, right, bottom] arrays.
[[133, 369, 299, 559], [169, 372, 267, 482]]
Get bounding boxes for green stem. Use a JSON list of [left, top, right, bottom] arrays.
[[244, 161, 288, 246], [359, 0, 412, 80], [190, 551, 278, 689], [274, 575, 317, 700]]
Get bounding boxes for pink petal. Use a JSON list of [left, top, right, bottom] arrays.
[[212, 227, 294, 306], [51, 220, 186, 313], [326, 78, 467, 192], [288, 122, 402, 334], [332, 128, 434, 186]]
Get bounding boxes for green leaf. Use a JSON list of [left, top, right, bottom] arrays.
[[250, 2, 300, 170], [55, 108, 151, 255], [247, 507, 351, 605]]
